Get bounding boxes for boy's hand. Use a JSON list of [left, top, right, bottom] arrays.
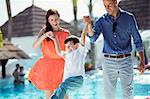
[[41, 25, 46, 31]]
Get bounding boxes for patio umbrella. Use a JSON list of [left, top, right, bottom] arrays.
[[0, 40, 30, 78]]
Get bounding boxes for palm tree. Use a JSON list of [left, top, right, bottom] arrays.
[[0, 0, 12, 78], [88, 0, 95, 68], [83, 0, 97, 68], [72, 0, 79, 36], [88, 0, 93, 17], [6, 0, 12, 41], [0, 28, 3, 48], [72, 0, 97, 68]]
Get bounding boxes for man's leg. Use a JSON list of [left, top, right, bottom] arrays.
[[102, 57, 119, 99], [119, 57, 134, 99], [51, 76, 83, 99]]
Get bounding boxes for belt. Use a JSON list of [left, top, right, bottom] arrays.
[[104, 54, 131, 58]]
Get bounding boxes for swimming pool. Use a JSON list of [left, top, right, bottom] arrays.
[[0, 69, 150, 99]]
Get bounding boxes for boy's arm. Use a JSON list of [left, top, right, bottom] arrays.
[[48, 32, 65, 58], [83, 16, 94, 37], [81, 22, 88, 46], [53, 36, 62, 56]]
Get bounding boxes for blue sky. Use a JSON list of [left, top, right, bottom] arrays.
[[0, 0, 106, 26]]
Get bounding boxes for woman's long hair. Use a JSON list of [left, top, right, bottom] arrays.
[[45, 9, 60, 41]]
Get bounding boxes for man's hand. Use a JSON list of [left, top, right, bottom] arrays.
[[83, 16, 91, 24], [138, 61, 145, 74]]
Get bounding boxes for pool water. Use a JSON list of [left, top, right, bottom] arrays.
[[0, 69, 150, 99], [1, 36, 148, 99]]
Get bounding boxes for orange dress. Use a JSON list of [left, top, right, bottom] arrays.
[[28, 29, 69, 90]]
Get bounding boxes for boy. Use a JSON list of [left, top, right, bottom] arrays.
[[19, 66, 25, 84], [46, 23, 88, 99]]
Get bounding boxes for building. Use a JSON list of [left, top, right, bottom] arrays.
[[119, 0, 150, 61], [1, 5, 80, 38], [119, 0, 150, 30]]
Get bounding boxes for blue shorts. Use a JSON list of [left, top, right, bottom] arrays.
[[51, 76, 83, 99]]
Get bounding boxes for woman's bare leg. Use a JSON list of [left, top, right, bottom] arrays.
[[44, 90, 53, 99], [64, 95, 69, 99]]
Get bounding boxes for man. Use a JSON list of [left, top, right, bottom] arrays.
[[83, 0, 145, 99], [13, 64, 20, 85]]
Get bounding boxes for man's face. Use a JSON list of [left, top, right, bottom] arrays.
[[103, 0, 117, 15], [65, 41, 78, 52]]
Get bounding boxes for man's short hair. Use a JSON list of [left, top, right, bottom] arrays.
[[64, 35, 79, 44], [16, 64, 20, 68]]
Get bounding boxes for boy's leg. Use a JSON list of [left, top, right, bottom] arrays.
[[64, 94, 69, 99], [51, 76, 83, 99]]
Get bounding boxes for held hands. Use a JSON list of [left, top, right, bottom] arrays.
[[83, 16, 94, 36], [83, 16, 91, 25], [45, 31, 55, 40], [41, 25, 46, 31], [138, 61, 145, 75]]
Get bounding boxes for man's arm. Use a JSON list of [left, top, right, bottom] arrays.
[[138, 51, 145, 74], [130, 15, 145, 74], [83, 16, 102, 43]]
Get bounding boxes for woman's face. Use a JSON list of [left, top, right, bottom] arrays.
[[48, 14, 60, 29]]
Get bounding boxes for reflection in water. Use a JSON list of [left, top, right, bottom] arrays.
[[1, 36, 150, 99], [0, 69, 150, 99]]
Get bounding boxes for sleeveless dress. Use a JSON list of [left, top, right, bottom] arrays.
[[28, 29, 69, 90]]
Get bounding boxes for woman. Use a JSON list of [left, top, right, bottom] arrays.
[[28, 9, 70, 99]]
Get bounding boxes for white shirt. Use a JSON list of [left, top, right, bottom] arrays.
[[63, 45, 88, 81]]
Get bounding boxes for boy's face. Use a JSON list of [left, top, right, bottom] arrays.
[[65, 41, 78, 52]]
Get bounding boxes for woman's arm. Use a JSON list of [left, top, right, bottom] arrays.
[[32, 28, 47, 49]]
